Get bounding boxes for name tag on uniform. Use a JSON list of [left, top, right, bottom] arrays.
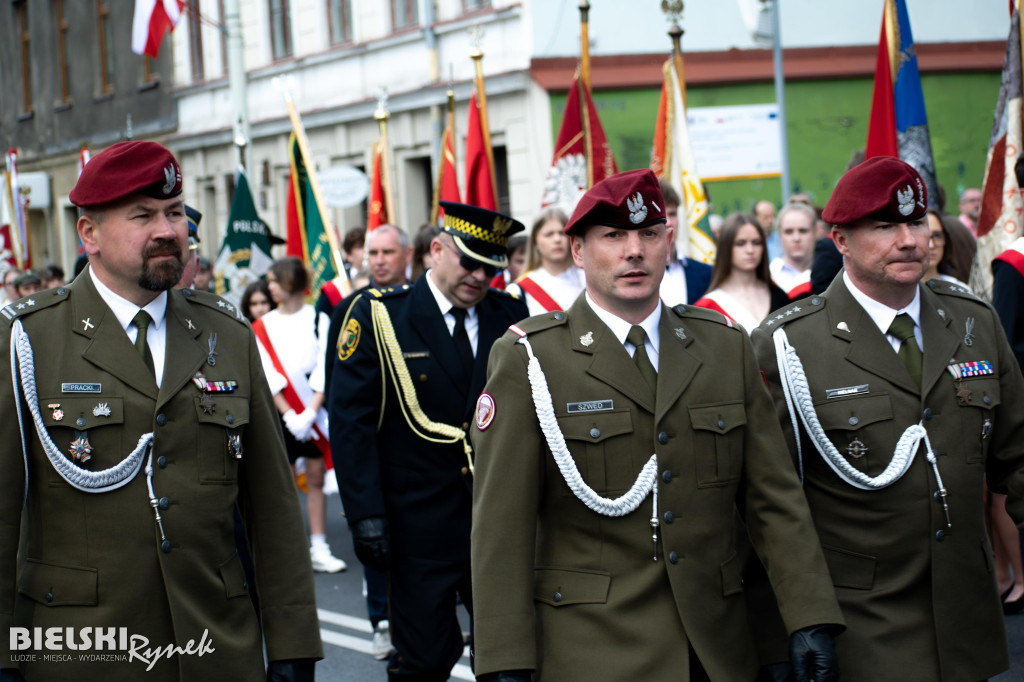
[[62, 383, 102, 394], [825, 384, 868, 399], [567, 400, 614, 413], [403, 351, 430, 359]]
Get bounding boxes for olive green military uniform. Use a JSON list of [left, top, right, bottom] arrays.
[[0, 271, 322, 680], [471, 296, 842, 681], [750, 276, 1024, 681]]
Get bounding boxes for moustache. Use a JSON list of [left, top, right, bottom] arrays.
[[144, 240, 183, 260]]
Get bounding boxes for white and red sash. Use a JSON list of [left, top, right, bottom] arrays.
[[516, 276, 561, 313]]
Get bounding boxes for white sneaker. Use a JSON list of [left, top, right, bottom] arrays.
[[372, 620, 396, 660], [310, 544, 347, 573]]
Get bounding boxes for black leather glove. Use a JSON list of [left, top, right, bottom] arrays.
[[757, 661, 793, 682], [789, 625, 839, 682], [476, 671, 532, 682], [266, 658, 315, 682], [352, 516, 390, 572], [0, 669, 26, 682]]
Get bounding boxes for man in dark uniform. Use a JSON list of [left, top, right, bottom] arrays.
[[751, 157, 1024, 681], [992, 237, 1024, 373], [471, 169, 843, 682], [0, 141, 322, 681], [328, 202, 528, 681]]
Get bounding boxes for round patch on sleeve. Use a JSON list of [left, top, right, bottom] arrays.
[[338, 318, 361, 361], [475, 392, 496, 431]]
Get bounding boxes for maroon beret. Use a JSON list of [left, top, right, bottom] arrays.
[[564, 169, 667, 235], [70, 141, 182, 208], [822, 156, 927, 226]]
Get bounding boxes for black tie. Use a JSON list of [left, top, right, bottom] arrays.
[[451, 307, 474, 383], [626, 325, 657, 395], [132, 310, 156, 376], [888, 313, 922, 387]]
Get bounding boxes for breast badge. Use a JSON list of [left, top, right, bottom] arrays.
[[475, 393, 496, 431], [69, 432, 93, 463], [338, 319, 361, 361]]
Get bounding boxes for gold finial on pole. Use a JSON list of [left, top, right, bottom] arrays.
[[661, 1, 687, 108]]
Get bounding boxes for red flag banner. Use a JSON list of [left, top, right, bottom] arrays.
[[440, 124, 461, 206], [541, 70, 617, 213], [465, 92, 497, 211], [367, 141, 389, 230], [132, 0, 185, 58], [972, 9, 1024, 299]]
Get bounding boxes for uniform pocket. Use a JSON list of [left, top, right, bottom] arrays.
[[533, 567, 611, 607], [720, 551, 743, 596], [218, 553, 250, 599], [194, 395, 249, 483], [822, 544, 876, 590], [18, 559, 99, 607], [555, 410, 634, 494], [813, 393, 894, 477], [39, 396, 125, 487], [689, 401, 746, 487], [956, 377, 999, 464]]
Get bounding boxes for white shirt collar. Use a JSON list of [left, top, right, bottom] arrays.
[[842, 271, 920, 337], [89, 267, 168, 333], [425, 268, 476, 320], [585, 292, 661, 355]]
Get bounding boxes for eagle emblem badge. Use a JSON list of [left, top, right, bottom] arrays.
[[627, 192, 647, 224], [896, 185, 915, 216]]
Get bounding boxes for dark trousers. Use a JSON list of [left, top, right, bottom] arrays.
[[387, 553, 472, 682], [365, 564, 389, 628]]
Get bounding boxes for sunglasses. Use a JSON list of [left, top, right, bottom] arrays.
[[441, 239, 502, 278]]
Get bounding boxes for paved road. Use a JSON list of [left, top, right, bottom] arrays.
[[304, 492, 1024, 681]]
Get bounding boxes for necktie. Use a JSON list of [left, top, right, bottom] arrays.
[[450, 307, 474, 383], [132, 310, 156, 376], [887, 313, 922, 386], [626, 325, 657, 395]]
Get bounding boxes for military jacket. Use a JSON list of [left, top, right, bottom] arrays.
[[750, 275, 1024, 681], [471, 295, 842, 681], [0, 271, 322, 681], [328, 277, 527, 561]]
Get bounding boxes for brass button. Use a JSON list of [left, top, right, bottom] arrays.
[[419, 374, 428, 382], [461, 467, 469, 475]]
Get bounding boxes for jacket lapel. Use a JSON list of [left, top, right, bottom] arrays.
[[826, 277, 919, 395], [157, 292, 209, 409], [73, 274, 159, 400], [408, 279, 467, 395], [655, 306, 700, 424], [567, 298, 655, 414], [919, 286, 959, 396]]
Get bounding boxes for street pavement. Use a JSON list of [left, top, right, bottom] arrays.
[[303, 492, 1024, 681]]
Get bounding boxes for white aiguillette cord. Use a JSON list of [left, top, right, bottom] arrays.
[[11, 319, 153, 494], [514, 331, 661, 559], [772, 326, 951, 528]]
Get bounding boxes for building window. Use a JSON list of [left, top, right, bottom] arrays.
[[269, 0, 292, 60], [328, 0, 352, 45], [188, 2, 204, 81], [16, 1, 33, 114], [55, 0, 71, 105], [96, 0, 115, 94], [463, 0, 491, 10], [391, 0, 418, 30]]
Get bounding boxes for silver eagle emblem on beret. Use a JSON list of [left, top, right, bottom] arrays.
[[627, 192, 647, 224], [162, 163, 180, 195], [897, 185, 915, 216]]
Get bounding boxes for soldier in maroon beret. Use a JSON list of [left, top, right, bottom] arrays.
[[0, 140, 323, 680], [749, 156, 1024, 680], [471, 167, 843, 682]]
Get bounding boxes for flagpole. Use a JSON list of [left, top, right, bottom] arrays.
[[430, 87, 457, 225], [277, 88, 345, 278], [375, 98, 397, 228], [470, 45, 499, 209], [668, 24, 686, 109], [5, 152, 25, 270], [579, 1, 591, 95]]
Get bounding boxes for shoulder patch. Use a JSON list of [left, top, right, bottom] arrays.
[[180, 289, 247, 324], [1, 287, 69, 321], [926, 278, 980, 302], [505, 310, 568, 337], [758, 296, 827, 330], [672, 303, 742, 330], [368, 284, 411, 299]]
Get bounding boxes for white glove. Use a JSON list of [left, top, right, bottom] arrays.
[[291, 407, 318, 442], [282, 409, 310, 442]]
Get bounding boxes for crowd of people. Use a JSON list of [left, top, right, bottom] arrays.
[[1, 138, 1023, 682]]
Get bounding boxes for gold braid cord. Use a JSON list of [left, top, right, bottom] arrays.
[[370, 300, 474, 473]]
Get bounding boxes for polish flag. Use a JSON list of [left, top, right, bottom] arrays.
[[132, 0, 186, 59]]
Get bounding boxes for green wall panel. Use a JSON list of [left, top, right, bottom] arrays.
[[550, 72, 1000, 218]]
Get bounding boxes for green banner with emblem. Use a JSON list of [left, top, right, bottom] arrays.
[[213, 169, 275, 306], [287, 133, 338, 299]]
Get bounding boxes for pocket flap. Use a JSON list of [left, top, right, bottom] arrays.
[[689, 401, 747, 435], [822, 544, 876, 590], [533, 567, 611, 606], [218, 553, 249, 599], [195, 395, 250, 428], [720, 551, 743, 596], [39, 397, 124, 429], [814, 394, 892, 432], [959, 377, 1000, 409], [18, 559, 98, 606], [556, 410, 632, 444]]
